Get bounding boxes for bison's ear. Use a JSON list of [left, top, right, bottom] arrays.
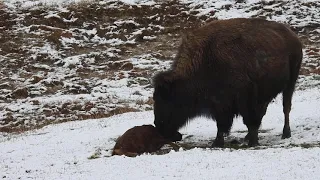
[[152, 71, 175, 99]]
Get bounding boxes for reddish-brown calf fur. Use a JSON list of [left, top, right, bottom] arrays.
[[112, 125, 175, 157]]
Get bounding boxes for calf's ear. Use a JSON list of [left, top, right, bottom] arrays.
[[152, 71, 175, 99]]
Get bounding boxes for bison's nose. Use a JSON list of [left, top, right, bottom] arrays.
[[171, 131, 182, 141]]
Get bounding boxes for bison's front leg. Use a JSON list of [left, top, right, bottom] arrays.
[[213, 131, 225, 147], [244, 132, 258, 142], [243, 99, 268, 146], [243, 114, 263, 146], [212, 113, 233, 148], [246, 126, 259, 147]]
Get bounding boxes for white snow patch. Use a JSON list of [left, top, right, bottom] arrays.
[[4, 0, 156, 9]]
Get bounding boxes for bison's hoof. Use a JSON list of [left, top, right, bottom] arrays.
[[171, 131, 182, 141], [282, 127, 291, 139], [247, 134, 260, 147], [248, 140, 260, 147], [244, 133, 250, 141], [245, 133, 260, 142], [212, 140, 224, 148], [281, 133, 291, 139]]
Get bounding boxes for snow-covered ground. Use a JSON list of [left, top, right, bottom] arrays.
[[1, 0, 320, 179], [1, 87, 320, 179]]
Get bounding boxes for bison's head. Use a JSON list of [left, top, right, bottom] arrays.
[[152, 71, 186, 142]]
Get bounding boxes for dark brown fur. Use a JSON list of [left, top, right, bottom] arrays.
[[112, 125, 180, 157], [153, 18, 302, 147]]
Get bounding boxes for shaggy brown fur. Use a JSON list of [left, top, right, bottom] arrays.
[[112, 125, 180, 157], [153, 18, 302, 147]]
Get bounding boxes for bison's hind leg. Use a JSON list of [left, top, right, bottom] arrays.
[[282, 52, 302, 139], [282, 81, 296, 139], [243, 100, 269, 147]]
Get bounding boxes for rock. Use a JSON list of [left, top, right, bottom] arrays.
[[120, 62, 134, 71], [12, 88, 29, 99]]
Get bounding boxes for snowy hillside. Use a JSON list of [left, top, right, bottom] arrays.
[[1, 0, 319, 132], [0, 0, 320, 179]]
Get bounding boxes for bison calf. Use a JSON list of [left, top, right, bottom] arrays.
[[112, 125, 181, 157], [153, 18, 302, 147]]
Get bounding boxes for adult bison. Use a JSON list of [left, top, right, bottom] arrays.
[[152, 18, 302, 147]]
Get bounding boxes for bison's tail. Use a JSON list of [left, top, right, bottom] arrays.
[[288, 45, 303, 89], [282, 46, 302, 101]]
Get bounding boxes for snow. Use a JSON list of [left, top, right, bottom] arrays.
[[116, 0, 155, 5], [180, 0, 320, 28], [3, 0, 155, 8], [1, 0, 320, 179], [1, 87, 320, 179]]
